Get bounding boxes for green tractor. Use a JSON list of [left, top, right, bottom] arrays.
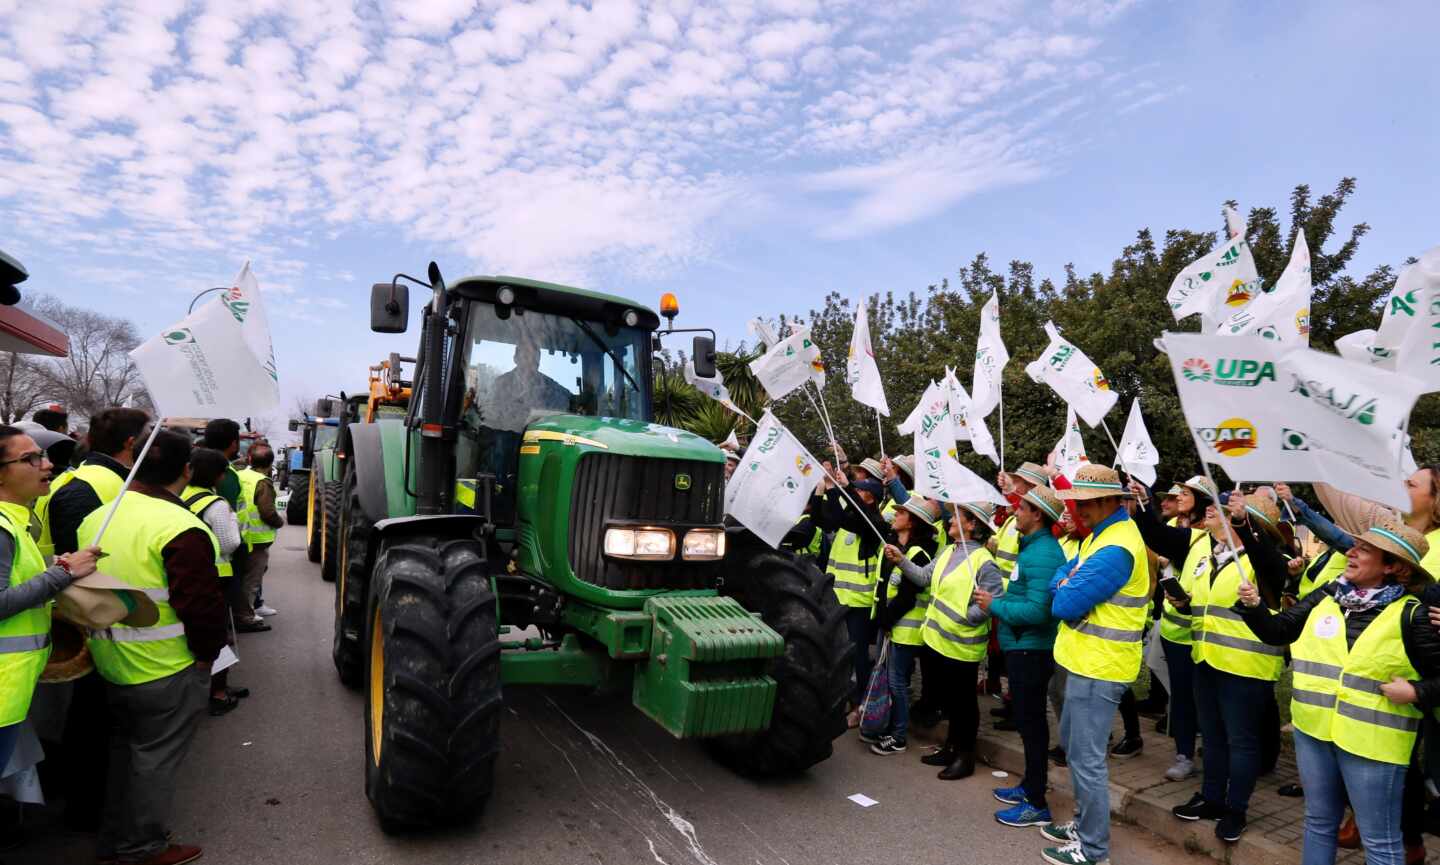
[[283, 414, 340, 528], [308, 395, 363, 576], [333, 263, 850, 831]]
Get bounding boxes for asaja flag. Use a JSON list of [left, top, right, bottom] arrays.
[[971, 290, 1008, 418], [1117, 398, 1159, 486], [910, 380, 1006, 507], [684, 359, 746, 418], [1053, 405, 1088, 481], [1168, 204, 1262, 330], [131, 279, 281, 419], [750, 326, 825, 401], [1218, 230, 1312, 345], [1334, 245, 1440, 392], [1163, 332, 1425, 510], [846, 300, 889, 415], [226, 262, 279, 385], [724, 411, 822, 548], [1024, 321, 1118, 427], [945, 366, 999, 465]]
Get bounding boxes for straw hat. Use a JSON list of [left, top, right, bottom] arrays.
[[1007, 462, 1049, 489], [40, 619, 93, 683], [958, 501, 996, 526], [55, 573, 160, 630], [1242, 494, 1283, 540], [858, 457, 886, 481], [1160, 484, 1185, 499], [1180, 475, 1218, 503], [1022, 485, 1065, 523], [1360, 520, 1433, 582], [901, 497, 940, 524], [1056, 465, 1126, 501], [893, 454, 915, 484]]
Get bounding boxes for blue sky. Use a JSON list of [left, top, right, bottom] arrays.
[[1, 0, 1436, 433]]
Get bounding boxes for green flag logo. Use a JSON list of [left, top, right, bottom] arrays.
[[163, 328, 195, 345]]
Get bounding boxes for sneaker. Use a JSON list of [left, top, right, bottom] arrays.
[[1048, 746, 1067, 767], [1216, 810, 1247, 843], [1110, 736, 1143, 758], [1164, 754, 1195, 781], [1042, 842, 1103, 865], [858, 730, 881, 745], [870, 736, 907, 756], [998, 802, 1052, 827], [1040, 821, 1079, 844], [994, 784, 1028, 805], [1173, 793, 1226, 822], [255, 604, 278, 617]]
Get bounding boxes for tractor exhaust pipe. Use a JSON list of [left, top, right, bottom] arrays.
[[417, 261, 449, 515]]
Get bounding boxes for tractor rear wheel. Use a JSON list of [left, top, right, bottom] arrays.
[[319, 479, 342, 582], [333, 481, 370, 689], [286, 477, 309, 526], [710, 550, 850, 776], [305, 474, 322, 563], [364, 538, 501, 832]]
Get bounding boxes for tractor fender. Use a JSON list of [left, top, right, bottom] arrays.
[[347, 422, 391, 525]]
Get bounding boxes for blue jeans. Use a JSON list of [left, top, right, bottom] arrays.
[[1059, 672, 1127, 862], [887, 641, 919, 741], [845, 607, 877, 704], [1161, 637, 1197, 759], [1294, 729, 1407, 865], [1193, 662, 1272, 812]]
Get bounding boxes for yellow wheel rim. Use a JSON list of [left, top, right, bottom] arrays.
[[369, 606, 384, 766], [305, 474, 316, 546]]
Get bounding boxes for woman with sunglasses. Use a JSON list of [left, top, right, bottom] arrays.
[[0, 425, 100, 772]]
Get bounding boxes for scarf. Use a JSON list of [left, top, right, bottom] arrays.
[[1332, 577, 1406, 613]]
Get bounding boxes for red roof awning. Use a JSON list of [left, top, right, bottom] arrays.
[[0, 304, 68, 357]]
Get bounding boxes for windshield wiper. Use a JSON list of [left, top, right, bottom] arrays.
[[570, 317, 644, 401]]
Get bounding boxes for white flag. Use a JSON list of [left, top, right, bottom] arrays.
[[910, 381, 1007, 507], [945, 367, 999, 465], [749, 326, 825, 401], [1334, 246, 1440, 392], [724, 411, 823, 548], [684, 360, 745, 417], [131, 286, 281, 419], [971, 291, 1009, 418], [1217, 230, 1312, 345], [1024, 321, 1118, 427], [1163, 332, 1425, 510], [1117, 398, 1159, 486], [1053, 405, 1088, 481], [226, 262, 279, 385], [723, 429, 741, 451], [1168, 205, 1262, 329], [846, 300, 889, 415], [748, 317, 780, 350]]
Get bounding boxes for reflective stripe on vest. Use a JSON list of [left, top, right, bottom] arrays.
[[994, 516, 1020, 576], [1189, 550, 1284, 681], [828, 530, 878, 609], [0, 502, 53, 725], [78, 494, 220, 685], [182, 487, 235, 578], [1299, 548, 1349, 599], [921, 544, 995, 661], [235, 468, 277, 546], [1053, 515, 1149, 683], [885, 544, 931, 647], [1290, 595, 1421, 765], [1160, 531, 1209, 646], [42, 462, 124, 557]]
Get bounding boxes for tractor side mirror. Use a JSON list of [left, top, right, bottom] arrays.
[[370, 282, 409, 333], [692, 335, 717, 379], [287, 419, 299, 432], [314, 398, 335, 418]]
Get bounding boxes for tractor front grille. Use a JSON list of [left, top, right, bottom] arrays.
[[568, 453, 725, 590]]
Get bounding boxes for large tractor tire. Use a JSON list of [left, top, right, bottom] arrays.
[[364, 538, 502, 832], [285, 477, 309, 526], [710, 550, 850, 776], [319, 479, 342, 582], [305, 473, 322, 563], [333, 478, 370, 689]]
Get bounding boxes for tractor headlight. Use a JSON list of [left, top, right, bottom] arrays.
[[603, 527, 675, 560], [681, 529, 726, 561]]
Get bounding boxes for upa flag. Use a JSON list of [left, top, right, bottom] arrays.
[[945, 366, 999, 465], [749, 326, 825, 401], [846, 300, 889, 415], [971, 291, 1008, 418], [1163, 332, 1425, 510], [724, 411, 822, 548], [1053, 405, 1088, 481], [684, 360, 745, 417], [131, 274, 281, 419], [1218, 230, 1313, 345], [1334, 245, 1440, 392], [1168, 204, 1262, 330], [910, 380, 1007, 507], [1025, 321, 1118, 427], [1117, 398, 1159, 486]]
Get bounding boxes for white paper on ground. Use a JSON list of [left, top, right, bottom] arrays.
[[847, 793, 879, 807], [212, 644, 240, 674], [991, 770, 1009, 778]]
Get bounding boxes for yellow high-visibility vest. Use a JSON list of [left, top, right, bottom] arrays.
[[884, 545, 931, 647], [828, 529, 877, 609], [182, 486, 235, 578], [0, 502, 51, 726], [921, 544, 995, 661], [1054, 517, 1150, 682], [1159, 530, 1210, 646], [1190, 549, 1284, 681], [235, 468, 277, 547]]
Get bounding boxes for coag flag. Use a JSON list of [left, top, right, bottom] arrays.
[[1163, 332, 1425, 510], [846, 299, 889, 415], [1167, 204, 1262, 331], [945, 366, 999, 465], [684, 359, 747, 419], [1217, 230, 1312, 345], [1334, 245, 1440, 392], [909, 380, 1007, 507], [724, 411, 822, 548], [971, 291, 1008, 418], [1117, 398, 1159, 486], [1024, 321, 1118, 427], [1053, 405, 1088, 481], [749, 326, 825, 400]]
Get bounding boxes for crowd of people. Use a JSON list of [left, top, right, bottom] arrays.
[[0, 409, 285, 865], [723, 439, 1440, 865]]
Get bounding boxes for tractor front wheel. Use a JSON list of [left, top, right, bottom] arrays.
[[319, 479, 342, 582], [286, 477, 309, 526], [710, 551, 850, 776], [364, 538, 502, 832], [333, 484, 370, 689], [305, 473, 322, 563]]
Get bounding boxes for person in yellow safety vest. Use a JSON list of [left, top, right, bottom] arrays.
[[1128, 474, 1217, 783], [888, 500, 1004, 781], [1239, 520, 1440, 865], [235, 444, 285, 627], [1311, 467, 1440, 594], [184, 447, 251, 714], [24, 429, 78, 560], [78, 429, 228, 865], [811, 463, 888, 727], [1039, 465, 1149, 865], [0, 425, 100, 773], [868, 496, 941, 756], [880, 455, 947, 549], [994, 462, 1050, 578]]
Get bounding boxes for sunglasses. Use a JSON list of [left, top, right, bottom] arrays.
[[0, 451, 47, 468]]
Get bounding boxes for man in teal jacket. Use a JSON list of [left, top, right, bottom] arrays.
[[978, 484, 1066, 828]]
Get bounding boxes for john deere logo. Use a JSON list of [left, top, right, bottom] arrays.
[[164, 328, 195, 345], [1198, 418, 1258, 457], [1214, 358, 1275, 387], [1181, 358, 1212, 382], [674, 473, 691, 491]]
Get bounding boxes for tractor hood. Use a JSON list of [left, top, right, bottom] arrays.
[[522, 414, 726, 462]]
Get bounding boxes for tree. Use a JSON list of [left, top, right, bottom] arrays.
[[0, 352, 47, 423], [29, 296, 146, 419]]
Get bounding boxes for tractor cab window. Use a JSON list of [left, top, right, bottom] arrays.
[[313, 425, 338, 450]]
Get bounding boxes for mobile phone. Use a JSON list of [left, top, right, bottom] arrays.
[[1159, 575, 1189, 604]]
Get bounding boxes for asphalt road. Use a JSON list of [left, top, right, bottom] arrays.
[[17, 526, 1192, 865]]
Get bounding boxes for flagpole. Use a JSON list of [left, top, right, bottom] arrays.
[[1100, 417, 1126, 474], [875, 410, 886, 459], [997, 382, 1006, 473], [89, 419, 166, 547], [803, 386, 842, 468]]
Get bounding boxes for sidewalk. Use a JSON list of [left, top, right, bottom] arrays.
[[913, 698, 1435, 865]]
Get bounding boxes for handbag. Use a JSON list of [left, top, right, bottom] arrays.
[[859, 637, 893, 738]]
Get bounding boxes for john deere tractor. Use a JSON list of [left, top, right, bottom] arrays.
[[333, 264, 850, 831], [309, 394, 363, 576]]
